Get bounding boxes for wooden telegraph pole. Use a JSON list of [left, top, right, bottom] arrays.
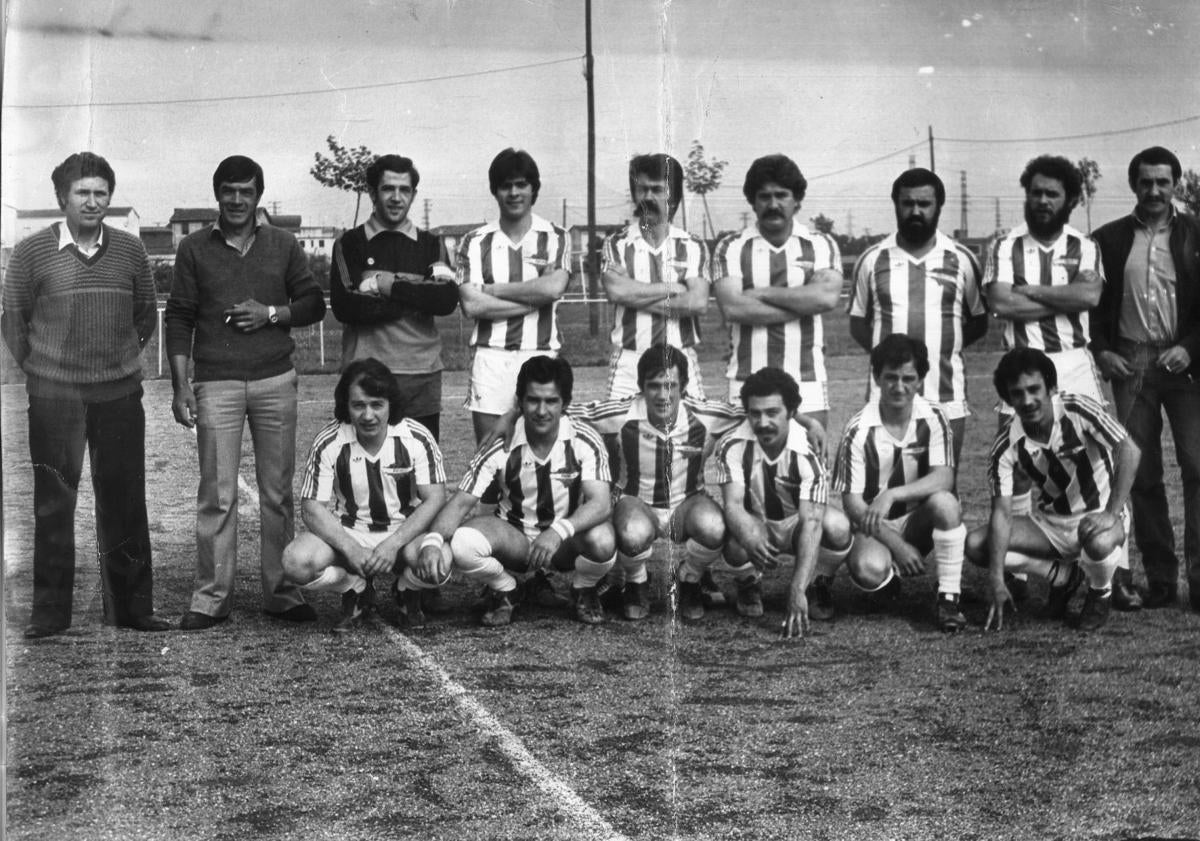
[[585, 0, 599, 334]]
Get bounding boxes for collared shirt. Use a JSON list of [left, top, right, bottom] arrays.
[[212, 215, 262, 256], [716, 418, 828, 521], [832, 394, 954, 519], [458, 415, 610, 534], [1119, 207, 1178, 344], [364, 214, 419, 242], [56, 221, 105, 257], [987, 392, 1127, 516], [602, 222, 709, 351], [570, 394, 743, 508]]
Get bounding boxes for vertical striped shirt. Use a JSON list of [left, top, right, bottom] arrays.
[[714, 224, 841, 384], [983, 223, 1104, 352], [454, 213, 570, 351], [848, 231, 985, 403], [715, 419, 828, 521], [570, 395, 744, 509], [832, 395, 954, 519], [987, 392, 1127, 515], [602, 223, 708, 350], [458, 415, 610, 535], [301, 418, 446, 533]]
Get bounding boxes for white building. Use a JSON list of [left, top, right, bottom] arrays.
[[13, 207, 142, 243]]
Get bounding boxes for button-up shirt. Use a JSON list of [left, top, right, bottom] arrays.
[[1119, 207, 1178, 344]]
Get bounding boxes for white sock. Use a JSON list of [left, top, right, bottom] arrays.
[[816, 540, 850, 579], [618, 548, 652, 585], [1080, 545, 1120, 593], [678, 540, 722, 583], [857, 567, 895, 593], [932, 524, 966, 596], [573, 554, 616, 589], [451, 527, 517, 593], [302, 565, 362, 595]]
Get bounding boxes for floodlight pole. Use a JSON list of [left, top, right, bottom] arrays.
[[585, 0, 599, 333]]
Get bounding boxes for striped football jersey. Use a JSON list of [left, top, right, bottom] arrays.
[[715, 419, 828, 521]]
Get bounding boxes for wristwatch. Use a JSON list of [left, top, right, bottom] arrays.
[[268, 305, 279, 324]]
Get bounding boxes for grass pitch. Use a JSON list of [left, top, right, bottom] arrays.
[[4, 357, 1200, 841]]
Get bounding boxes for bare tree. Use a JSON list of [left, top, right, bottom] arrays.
[[1176, 169, 1200, 216], [1076, 157, 1102, 232], [311, 135, 376, 226], [684, 140, 727, 240]]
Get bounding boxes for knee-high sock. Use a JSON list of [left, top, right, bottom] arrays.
[[678, 540, 723, 583], [932, 524, 967, 596], [816, 540, 850, 579], [573, 554, 616, 589], [301, 565, 363, 595], [617, 548, 652, 585], [1080, 545, 1120, 593], [451, 528, 517, 593]]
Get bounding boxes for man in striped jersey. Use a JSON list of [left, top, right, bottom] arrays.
[[714, 154, 844, 427], [848, 168, 988, 463], [456, 148, 572, 445], [2, 152, 170, 637], [569, 344, 742, 620], [832, 335, 967, 631], [601, 154, 711, 399], [716, 368, 852, 637], [966, 349, 1141, 632], [281, 359, 447, 632], [419, 356, 617, 626]]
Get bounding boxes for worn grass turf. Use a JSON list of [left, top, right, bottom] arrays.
[[5, 358, 1200, 840]]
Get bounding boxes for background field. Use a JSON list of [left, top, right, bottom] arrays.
[[4, 346, 1200, 840]]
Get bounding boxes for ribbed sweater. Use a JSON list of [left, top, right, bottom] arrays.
[[1, 224, 156, 399], [165, 223, 326, 382]]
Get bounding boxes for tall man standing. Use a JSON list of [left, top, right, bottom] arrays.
[[330, 154, 457, 441], [2, 152, 170, 637], [1092, 146, 1200, 611], [167, 155, 327, 630], [601, 153, 711, 399], [456, 148, 572, 444], [714, 154, 843, 428], [848, 168, 988, 463]]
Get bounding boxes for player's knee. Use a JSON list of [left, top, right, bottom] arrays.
[[964, 527, 989, 567], [281, 539, 320, 584], [686, 506, 726, 550], [926, 491, 962, 529], [821, 507, 853, 551], [614, 511, 656, 556], [1080, 520, 1124, 559], [450, 527, 493, 570], [847, 544, 891, 590], [578, 521, 617, 561]]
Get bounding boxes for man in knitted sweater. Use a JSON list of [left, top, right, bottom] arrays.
[[2, 151, 170, 638], [166, 155, 327, 631], [330, 154, 457, 441]]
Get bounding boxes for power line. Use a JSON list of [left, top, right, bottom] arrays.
[[807, 141, 926, 181], [940, 114, 1200, 144], [2, 55, 582, 110]]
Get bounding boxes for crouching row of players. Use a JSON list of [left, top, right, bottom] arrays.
[[282, 335, 1138, 637]]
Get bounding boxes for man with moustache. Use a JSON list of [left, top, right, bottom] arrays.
[[848, 168, 988, 464], [982, 155, 1141, 610], [713, 154, 844, 429], [1091, 146, 1200, 611], [167, 155, 327, 630], [2, 152, 170, 637], [330, 154, 458, 442], [601, 153, 711, 399]]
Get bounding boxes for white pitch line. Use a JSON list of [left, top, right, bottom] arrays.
[[382, 625, 632, 841]]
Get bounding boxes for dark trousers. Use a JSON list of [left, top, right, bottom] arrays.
[[27, 388, 154, 628]]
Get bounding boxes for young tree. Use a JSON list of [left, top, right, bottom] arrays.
[[1176, 169, 1200, 216], [810, 213, 836, 235], [311, 136, 376, 226], [684, 140, 727, 240], [1076, 157, 1102, 232]]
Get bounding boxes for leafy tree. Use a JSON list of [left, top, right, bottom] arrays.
[[1176, 169, 1200, 216], [684, 140, 727, 240], [810, 213, 836, 235], [311, 135, 376, 226], [1076, 157, 1102, 232], [152, 263, 174, 295], [308, 253, 331, 292]]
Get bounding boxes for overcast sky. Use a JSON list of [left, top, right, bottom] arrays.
[[2, 0, 1197, 243]]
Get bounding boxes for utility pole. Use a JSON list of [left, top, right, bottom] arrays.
[[908, 154, 916, 170], [585, 0, 599, 332], [423, 198, 431, 230], [959, 170, 968, 238], [994, 197, 1001, 233], [927, 125, 935, 173], [562, 197, 567, 229]]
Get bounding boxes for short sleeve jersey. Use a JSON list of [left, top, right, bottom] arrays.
[[982, 223, 1104, 352], [714, 223, 841, 384], [571, 394, 743, 509], [301, 417, 446, 532], [831, 395, 954, 519], [602, 223, 709, 351], [987, 392, 1127, 515], [848, 231, 985, 403], [715, 419, 828, 521], [454, 213, 570, 352], [458, 415, 610, 534]]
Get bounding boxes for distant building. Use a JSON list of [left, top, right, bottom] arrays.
[[297, 225, 342, 259], [429, 223, 485, 268], [14, 207, 141, 242], [169, 208, 218, 247], [140, 226, 176, 265], [567, 223, 625, 277]]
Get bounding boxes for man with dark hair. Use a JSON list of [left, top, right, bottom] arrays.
[[1092, 146, 1200, 611], [330, 154, 457, 441], [715, 367, 852, 636], [714, 154, 843, 428], [457, 148, 572, 444], [600, 153, 711, 399], [280, 358, 447, 632], [966, 348, 1141, 632], [849, 168, 987, 463], [2, 152, 169, 637], [419, 356, 617, 626], [832, 335, 967, 631], [167, 154, 327, 630]]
